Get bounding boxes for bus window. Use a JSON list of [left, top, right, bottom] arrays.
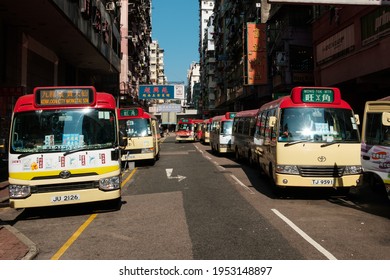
[[259, 111, 267, 138], [11, 109, 116, 153], [123, 118, 151, 137], [365, 113, 383, 145], [278, 108, 359, 143], [221, 121, 232, 135]]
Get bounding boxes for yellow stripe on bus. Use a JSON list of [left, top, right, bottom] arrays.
[[9, 165, 120, 180]]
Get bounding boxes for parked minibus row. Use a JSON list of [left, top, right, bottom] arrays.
[[203, 86, 390, 200]]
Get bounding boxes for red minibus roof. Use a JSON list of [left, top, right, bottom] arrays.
[[260, 86, 352, 111], [212, 112, 236, 122], [234, 109, 259, 118], [13, 86, 116, 112], [178, 118, 203, 124]]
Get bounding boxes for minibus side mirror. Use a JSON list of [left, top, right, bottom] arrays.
[[354, 114, 360, 125], [111, 149, 120, 161], [382, 112, 390, 126], [269, 116, 276, 128], [119, 136, 127, 148]]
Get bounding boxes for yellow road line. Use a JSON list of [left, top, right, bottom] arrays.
[[121, 167, 137, 187], [51, 213, 97, 260], [51, 168, 138, 260]]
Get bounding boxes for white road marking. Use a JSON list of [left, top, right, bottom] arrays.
[[230, 174, 255, 194], [271, 208, 337, 260], [165, 168, 186, 182]]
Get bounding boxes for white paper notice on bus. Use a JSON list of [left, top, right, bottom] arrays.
[[51, 194, 80, 203]]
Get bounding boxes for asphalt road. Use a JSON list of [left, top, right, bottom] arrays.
[[10, 135, 390, 260]]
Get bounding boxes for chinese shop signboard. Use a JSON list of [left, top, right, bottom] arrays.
[[138, 85, 175, 99]]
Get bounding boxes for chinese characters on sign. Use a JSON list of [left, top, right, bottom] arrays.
[[157, 104, 181, 113], [120, 108, 140, 117], [246, 23, 268, 85], [301, 89, 334, 103], [36, 88, 93, 106], [138, 85, 175, 99]]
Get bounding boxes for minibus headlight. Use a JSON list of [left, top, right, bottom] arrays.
[[344, 165, 363, 175], [276, 165, 300, 175], [9, 185, 31, 198], [99, 176, 121, 190]]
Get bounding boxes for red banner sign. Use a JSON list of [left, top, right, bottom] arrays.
[[246, 23, 268, 85]]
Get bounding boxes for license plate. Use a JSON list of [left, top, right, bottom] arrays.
[[51, 194, 80, 203], [125, 155, 135, 159], [311, 179, 334, 185]]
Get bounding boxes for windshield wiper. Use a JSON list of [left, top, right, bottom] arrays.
[[18, 152, 42, 159], [320, 140, 343, 148], [284, 139, 313, 147], [63, 147, 89, 156]]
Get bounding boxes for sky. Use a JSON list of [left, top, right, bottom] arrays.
[[151, 0, 199, 83]]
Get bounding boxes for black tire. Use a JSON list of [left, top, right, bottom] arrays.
[[235, 148, 241, 162], [363, 172, 386, 194], [248, 151, 253, 166], [103, 197, 122, 211], [335, 187, 350, 196]]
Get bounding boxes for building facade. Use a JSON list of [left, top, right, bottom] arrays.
[[187, 62, 201, 108], [149, 40, 166, 85], [199, 1, 217, 117], [312, 5, 390, 116], [210, 0, 272, 114], [0, 0, 124, 145], [198, 1, 390, 119], [120, 0, 152, 107]]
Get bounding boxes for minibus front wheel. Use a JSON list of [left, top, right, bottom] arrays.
[[235, 147, 241, 162]]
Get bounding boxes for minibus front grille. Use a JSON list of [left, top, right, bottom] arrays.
[[31, 172, 98, 180], [299, 166, 345, 177], [30, 181, 99, 194]]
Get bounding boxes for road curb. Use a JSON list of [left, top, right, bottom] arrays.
[[0, 181, 9, 203], [3, 224, 39, 260]]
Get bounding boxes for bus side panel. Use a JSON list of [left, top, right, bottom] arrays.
[[152, 119, 160, 156], [361, 143, 390, 185]]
